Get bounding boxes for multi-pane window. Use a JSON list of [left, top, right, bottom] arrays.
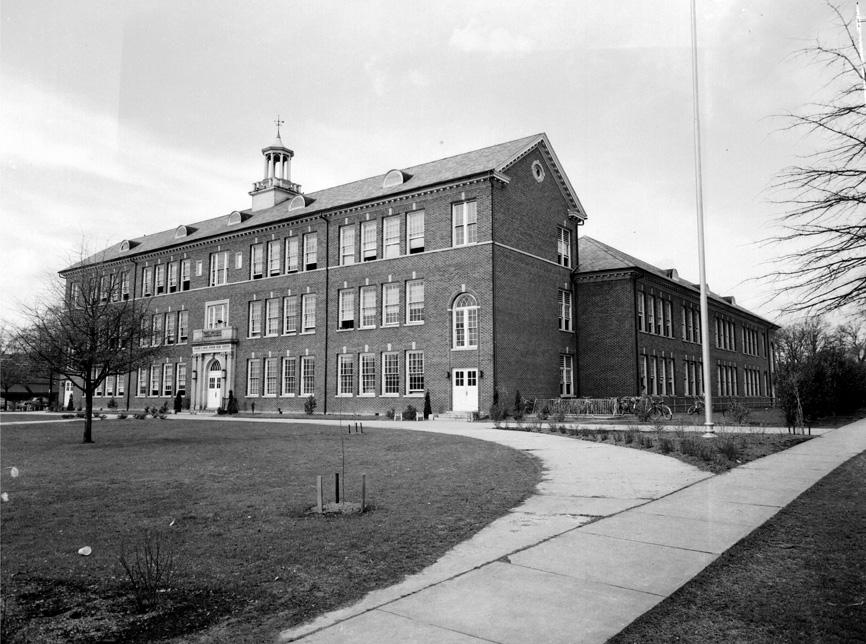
[[300, 356, 315, 396], [560, 354, 574, 396], [162, 363, 174, 397], [303, 233, 317, 270], [116, 374, 125, 396], [683, 358, 703, 396], [265, 298, 280, 336], [176, 364, 187, 396], [302, 294, 316, 333], [164, 312, 176, 345], [150, 365, 161, 396], [715, 317, 736, 351], [138, 368, 148, 396], [340, 225, 356, 265], [281, 358, 296, 396], [557, 227, 571, 267], [209, 251, 229, 286], [360, 354, 376, 395], [178, 310, 189, 343], [640, 355, 648, 394], [152, 315, 163, 346], [195, 259, 203, 277], [101, 275, 111, 302], [283, 295, 298, 333], [267, 240, 281, 276], [360, 286, 377, 328], [682, 306, 701, 343], [248, 300, 263, 338], [664, 301, 673, 337], [285, 236, 299, 272], [452, 201, 477, 246], [637, 292, 645, 332], [382, 352, 399, 395], [453, 293, 479, 349], [168, 262, 178, 292], [205, 301, 227, 329], [361, 221, 377, 261], [647, 297, 656, 334], [743, 327, 760, 356], [407, 211, 425, 254], [406, 280, 424, 323], [717, 364, 738, 397], [264, 358, 278, 396], [247, 359, 261, 396], [339, 289, 355, 329], [407, 351, 424, 394], [382, 283, 400, 326], [649, 355, 658, 395], [250, 244, 264, 279], [558, 289, 572, 331], [338, 354, 355, 395], [666, 357, 675, 394], [105, 375, 114, 397], [155, 264, 166, 294], [180, 259, 191, 290], [140, 319, 150, 347], [383, 216, 400, 258], [121, 271, 130, 300], [235, 252, 243, 269], [143, 266, 153, 296]]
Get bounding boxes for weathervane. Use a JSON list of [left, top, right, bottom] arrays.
[[274, 115, 285, 138]]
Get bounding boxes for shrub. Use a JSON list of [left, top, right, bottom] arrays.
[[226, 394, 239, 414], [75, 411, 86, 418], [118, 531, 176, 611], [304, 395, 317, 415], [489, 403, 505, 422], [716, 435, 742, 461], [513, 390, 524, 421], [423, 391, 432, 419], [66, 398, 75, 412], [725, 400, 751, 425], [117, 412, 128, 420], [403, 405, 417, 420], [553, 409, 566, 423], [107, 397, 118, 410], [386, 408, 395, 419], [624, 429, 636, 444], [98, 414, 107, 420], [133, 413, 147, 420], [659, 437, 674, 454]]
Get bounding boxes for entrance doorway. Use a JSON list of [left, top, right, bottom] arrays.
[[207, 359, 223, 410], [452, 368, 478, 412]]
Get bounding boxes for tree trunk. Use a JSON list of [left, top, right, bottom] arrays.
[[83, 391, 94, 443]]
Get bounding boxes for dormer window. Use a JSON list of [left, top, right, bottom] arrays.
[[288, 195, 314, 211], [227, 211, 246, 226], [119, 240, 135, 252], [175, 225, 195, 239], [383, 169, 411, 189]]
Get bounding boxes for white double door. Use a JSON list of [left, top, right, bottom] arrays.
[[452, 368, 478, 412]]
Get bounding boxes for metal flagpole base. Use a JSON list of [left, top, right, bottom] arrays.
[[702, 423, 716, 439]]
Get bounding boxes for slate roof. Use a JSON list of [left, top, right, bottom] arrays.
[[578, 236, 778, 328], [64, 133, 584, 272]]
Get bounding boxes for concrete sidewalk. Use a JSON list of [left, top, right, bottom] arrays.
[[278, 417, 866, 644]]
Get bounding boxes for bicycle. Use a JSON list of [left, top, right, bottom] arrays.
[[686, 397, 705, 415], [636, 395, 672, 420]]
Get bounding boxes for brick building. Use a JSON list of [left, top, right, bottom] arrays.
[[576, 237, 777, 409], [60, 133, 776, 415], [61, 132, 587, 415]]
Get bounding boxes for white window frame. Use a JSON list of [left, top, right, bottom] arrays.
[[382, 283, 400, 326], [360, 285, 377, 329], [178, 310, 189, 343], [138, 368, 148, 396], [406, 279, 424, 324], [361, 220, 377, 261], [267, 239, 281, 276], [150, 365, 161, 397], [557, 227, 571, 267], [407, 210, 425, 254], [560, 354, 574, 397], [558, 289, 572, 332], [248, 300, 263, 338], [382, 352, 399, 396], [162, 363, 174, 397], [285, 236, 299, 273], [360, 353, 376, 396], [164, 312, 176, 345], [142, 266, 153, 296], [176, 363, 187, 396], [247, 358, 261, 397], [383, 216, 400, 258], [205, 301, 226, 328], [180, 259, 191, 290], [168, 262, 178, 292], [337, 354, 355, 396], [338, 289, 355, 329], [155, 264, 165, 294], [452, 293, 479, 349], [406, 351, 424, 395], [250, 243, 264, 279], [283, 295, 298, 334], [281, 357, 297, 396], [265, 298, 280, 336], [264, 357, 278, 396], [452, 200, 477, 246], [209, 251, 229, 286], [300, 356, 315, 396], [301, 293, 316, 333], [339, 225, 356, 266], [303, 232, 317, 270]]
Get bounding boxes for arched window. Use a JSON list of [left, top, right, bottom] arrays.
[[452, 293, 479, 349], [208, 359, 222, 373]]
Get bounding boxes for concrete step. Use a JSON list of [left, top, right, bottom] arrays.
[[436, 411, 475, 422]]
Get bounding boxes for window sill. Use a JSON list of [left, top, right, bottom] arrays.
[[300, 330, 316, 335], [358, 393, 375, 397], [280, 394, 296, 398], [381, 393, 400, 397], [405, 321, 424, 326], [337, 394, 353, 398], [381, 323, 399, 328], [406, 392, 424, 397], [451, 346, 478, 351], [359, 325, 377, 330]]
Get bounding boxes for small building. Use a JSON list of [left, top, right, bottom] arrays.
[[576, 236, 777, 408]]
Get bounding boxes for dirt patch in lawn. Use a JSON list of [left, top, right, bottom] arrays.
[[0, 419, 541, 642]]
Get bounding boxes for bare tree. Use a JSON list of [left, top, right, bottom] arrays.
[[0, 323, 35, 410], [768, 3, 866, 317], [17, 264, 163, 443]]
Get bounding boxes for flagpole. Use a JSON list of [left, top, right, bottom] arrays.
[[690, 0, 715, 435]]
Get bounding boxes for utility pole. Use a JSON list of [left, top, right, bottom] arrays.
[[690, 0, 715, 435]]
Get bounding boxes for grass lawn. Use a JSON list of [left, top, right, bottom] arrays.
[[609, 451, 866, 643], [0, 419, 541, 642]]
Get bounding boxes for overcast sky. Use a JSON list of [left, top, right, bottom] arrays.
[[0, 0, 852, 327]]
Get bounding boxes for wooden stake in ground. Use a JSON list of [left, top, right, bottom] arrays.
[[361, 473, 366, 513], [316, 475, 323, 513]]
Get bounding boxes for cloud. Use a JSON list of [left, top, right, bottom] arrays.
[[364, 56, 388, 97], [449, 21, 535, 55]]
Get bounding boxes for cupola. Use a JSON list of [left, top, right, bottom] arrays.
[[250, 116, 303, 212]]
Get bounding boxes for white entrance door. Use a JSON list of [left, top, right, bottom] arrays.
[[207, 360, 223, 410], [64, 381, 74, 408], [452, 369, 478, 412]]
